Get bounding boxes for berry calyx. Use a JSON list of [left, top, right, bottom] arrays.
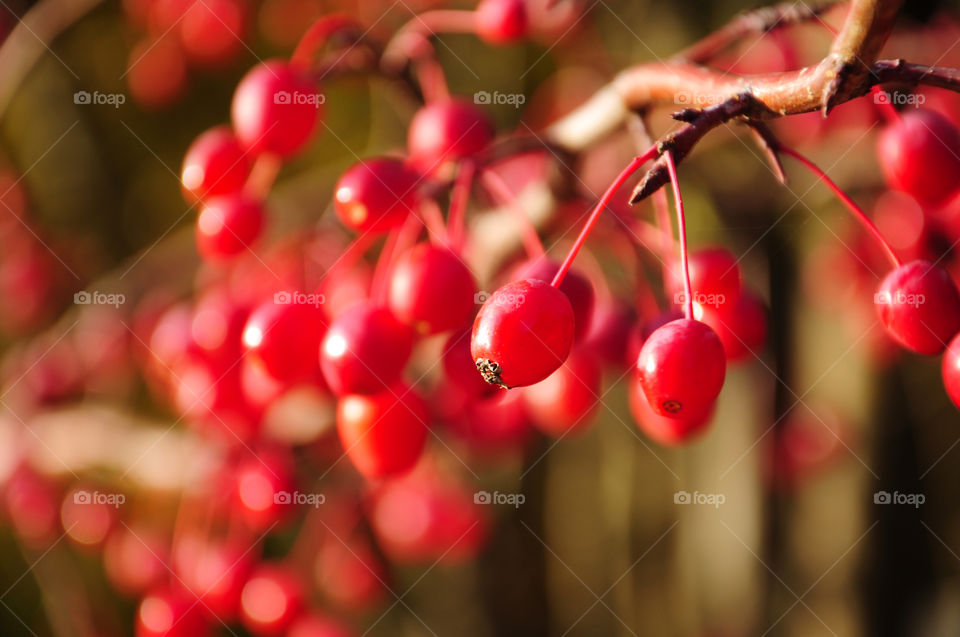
[[231, 59, 320, 158], [471, 278, 575, 388], [336, 385, 429, 478], [320, 303, 414, 395], [628, 372, 713, 445], [407, 98, 494, 171], [877, 108, 960, 207], [195, 194, 264, 260], [334, 158, 422, 234], [475, 0, 528, 44], [388, 243, 477, 334], [636, 318, 726, 418], [875, 259, 960, 355], [181, 126, 251, 202]]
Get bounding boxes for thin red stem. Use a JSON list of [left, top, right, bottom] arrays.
[[551, 146, 658, 288], [372, 210, 422, 303], [779, 145, 902, 268], [243, 154, 282, 199], [663, 151, 693, 320], [870, 85, 901, 124], [290, 15, 359, 71], [652, 186, 675, 291], [415, 57, 450, 102], [480, 169, 546, 259], [447, 161, 475, 252], [419, 199, 448, 245], [317, 231, 377, 295]]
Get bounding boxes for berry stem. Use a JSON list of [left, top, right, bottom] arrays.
[[243, 154, 282, 199], [663, 150, 694, 320], [419, 199, 448, 245], [372, 209, 422, 303], [290, 15, 359, 71], [551, 146, 657, 288], [317, 231, 377, 296], [415, 57, 450, 102], [778, 144, 902, 268], [480, 168, 546, 259], [871, 86, 901, 123], [652, 185, 675, 291], [447, 160, 475, 252]]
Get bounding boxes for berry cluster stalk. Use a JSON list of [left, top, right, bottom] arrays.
[[663, 150, 694, 320]]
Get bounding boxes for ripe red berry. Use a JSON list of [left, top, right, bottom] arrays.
[[442, 330, 500, 400], [512, 258, 594, 342], [471, 278, 575, 388], [103, 524, 168, 596], [179, 0, 249, 69], [677, 247, 741, 309], [242, 299, 326, 384], [636, 318, 726, 418], [407, 98, 494, 171], [584, 300, 636, 369], [233, 449, 296, 530], [231, 60, 320, 158], [136, 588, 212, 637], [336, 385, 429, 478], [694, 290, 767, 362], [475, 0, 528, 44], [334, 158, 422, 233], [522, 348, 601, 437], [875, 260, 960, 355], [388, 243, 477, 334], [320, 303, 413, 395], [195, 194, 264, 260], [943, 332, 960, 409], [240, 565, 304, 636], [175, 535, 252, 620], [628, 373, 712, 445], [181, 126, 251, 202], [877, 108, 960, 207], [60, 486, 116, 547]]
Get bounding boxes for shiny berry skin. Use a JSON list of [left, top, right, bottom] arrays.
[[877, 108, 960, 207], [334, 158, 421, 234], [512, 258, 594, 342], [407, 98, 494, 171], [522, 348, 601, 437], [242, 299, 326, 384], [475, 0, 528, 44], [320, 303, 414, 395], [231, 60, 319, 158], [239, 565, 304, 636], [694, 290, 767, 362], [388, 243, 477, 334], [585, 300, 636, 369], [442, 330, 500, 400], [943, 332, 960, 409], [179, 0, 249, 69], [628, 373, 712, 445], [336, 385, 429, 478], [181, 126, 251, 202], [136, 588, 212, 637], [875, 260, 960, 355], [471, 278, 575, 388], [678, 247, 741, 310], [636, 318, 726, 418], [195, 194, 264, 260]]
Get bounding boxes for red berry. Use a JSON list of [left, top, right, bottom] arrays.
[[584, 300, 636, 369], [407, 98, 494, 171], [475, 0, 528, 44], [103, 525, 168, 596], [175, 535, 252, 620], [179, 0, 249, 69], [334, 158, 421, 233], [636, 318, 726, 418], [943, 332, 960, 409], [875, 260, 960, 355], [512, 258, 594, 342], [694, 290, 767, 362], [336, 385, 429, 478], [136, 588, 212, 637], [60, 486, 116, 547], [195, 194, 264, 260], [471, 278, 575, 388], [181, 126, 251, 202], [240, 565, 304, 636], [628, 373, 712, 445], [320, 303, 413, 395], [522, 348, 601, 437], [877, 108, 960, 207], [233, 449, 296, 530], [676, 247, 741, 310], [288, 613, 354, 637], [231, 60, 320, 158], [315, 534, 386, 610], [127, 36, 188, 110], [442, 330, 499, 400], [388, 243, 477, 334], [242, 299, 326, 383], [443, 389, 531, 452]]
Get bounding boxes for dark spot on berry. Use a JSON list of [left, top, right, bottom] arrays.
[[662, 399, 682, 413]]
